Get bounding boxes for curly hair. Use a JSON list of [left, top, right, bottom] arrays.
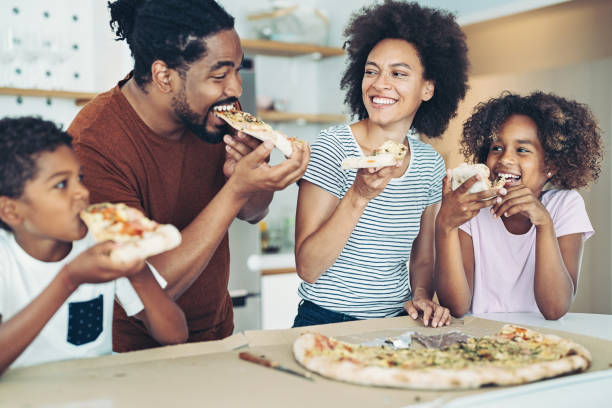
[[340, 0, 469, 138], [108, 0, 234, 89], [461, 91, 603, 190], [0, 117, 73, 231]]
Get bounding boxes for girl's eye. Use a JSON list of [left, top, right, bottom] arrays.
[[517, 147, 530, 153], [78, 174, 84, 183], [54, 180, 67, 189]]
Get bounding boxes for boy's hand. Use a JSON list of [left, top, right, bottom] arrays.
[[437, 170, 500, 231], [61, 242, 146, 291], [491, 185, 552, 227]]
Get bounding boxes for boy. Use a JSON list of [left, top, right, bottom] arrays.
[[0, 117, 187, 374]]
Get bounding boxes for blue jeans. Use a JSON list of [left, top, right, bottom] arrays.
[[292, 300, 359, 327]]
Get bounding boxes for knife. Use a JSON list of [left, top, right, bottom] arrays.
[[239, 352, 314, 381]]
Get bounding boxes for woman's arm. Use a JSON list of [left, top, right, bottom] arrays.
[[405, 204, 451, 327], [129, 267, 188, 345], [295, 164, 398, 283]]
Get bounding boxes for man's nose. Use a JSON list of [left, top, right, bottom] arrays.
[[225, 72, 242, 98]]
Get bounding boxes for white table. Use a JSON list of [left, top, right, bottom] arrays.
[[411, 312, 612, 408]]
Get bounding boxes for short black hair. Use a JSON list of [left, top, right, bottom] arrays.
[[461, 91, 603, 190], [341, 0, 469, 138], [0, 117, 73, 230], [108, 0, 235, 89]]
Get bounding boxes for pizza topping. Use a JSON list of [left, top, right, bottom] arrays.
[[413, 332, 471, 349]]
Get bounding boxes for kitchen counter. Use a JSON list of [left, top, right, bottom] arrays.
[[1, 313, 611, 407]]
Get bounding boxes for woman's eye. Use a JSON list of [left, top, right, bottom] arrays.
[[364, 70, 377, 76], [491, 146, 502, 152]]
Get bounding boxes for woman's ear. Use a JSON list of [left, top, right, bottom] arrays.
[[0, 197, 22, 228], [422, 80, 435, 102]]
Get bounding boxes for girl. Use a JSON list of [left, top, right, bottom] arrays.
[[435, 92, 602, 320], [293, 1, 469, 328]]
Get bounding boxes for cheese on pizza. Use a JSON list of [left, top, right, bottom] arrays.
[[293, 325, 591, 390], [450, 163, 507, 193], [80, 203, 182, 263], [214, 107, 303, 157]]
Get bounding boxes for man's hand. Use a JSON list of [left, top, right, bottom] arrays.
[[223, 131, 265, 179], [226, 137, 310, 197], [61, 242, 146, 290]]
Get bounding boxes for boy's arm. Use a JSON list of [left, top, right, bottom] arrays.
[[0, 270, 74, 375], [128, 268, 188, 345]]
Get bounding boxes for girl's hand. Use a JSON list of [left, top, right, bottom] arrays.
[[351, 165, 398, 201], [404, 296, 451, 328], [491, 185, 552, 227], [436, 170, 500, 231]]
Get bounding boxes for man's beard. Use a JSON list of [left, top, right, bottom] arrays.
[[171, 89, 227, 144]]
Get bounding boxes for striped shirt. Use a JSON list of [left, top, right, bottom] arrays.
[[298, 124, 445, 319]]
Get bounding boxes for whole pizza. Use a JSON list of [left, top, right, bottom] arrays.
[[293, 325, 591, 389]]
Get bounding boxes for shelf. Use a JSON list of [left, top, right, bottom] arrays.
[[0, 87, 97, 106], [241, 38, 344, 58], [259, 111, 345, 124], [0, 88, 346, 124]]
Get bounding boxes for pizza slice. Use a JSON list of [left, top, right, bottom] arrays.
[[341, 140, 408, 170], [214, 107, 303, 157], [80, 203, 182, 263], [450, 163, 507, 194]]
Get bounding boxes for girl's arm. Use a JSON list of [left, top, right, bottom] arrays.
[[406, 204, 451, 327], [129, 268, 188, 345], [492, 186, 582, 319], [434, 172, 499, 317], [533, 225, 581, 320]]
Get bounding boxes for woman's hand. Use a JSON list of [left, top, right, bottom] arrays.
[[403, 295, 451, 328], [351, 165, 398, 201], [491, 185, 552, 227], [436, 170, 500, 232]]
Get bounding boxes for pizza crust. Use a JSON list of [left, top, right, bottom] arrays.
[[293, 326, 592, 390], [341, 140, 408, 170]]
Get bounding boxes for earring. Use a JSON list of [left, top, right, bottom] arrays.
[[547, 171, 552, 178]]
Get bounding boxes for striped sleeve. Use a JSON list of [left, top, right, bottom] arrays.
[[427, 150, 446, 206], [302, 129, 347, 199]]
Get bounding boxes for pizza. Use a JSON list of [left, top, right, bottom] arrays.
[[293, 325, 591, 390], [214, 107, 303, 157], [341, 140, 408, 169], [450, 163, 507, 193], [80, 203, 182, 263]]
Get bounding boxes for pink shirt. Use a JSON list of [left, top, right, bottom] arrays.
[[459, 189, 593, 315]]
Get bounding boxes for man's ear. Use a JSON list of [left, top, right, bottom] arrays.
[[151, 60, 174, 93], [0, 196, 22, 228], [422, 80, 435, 102]]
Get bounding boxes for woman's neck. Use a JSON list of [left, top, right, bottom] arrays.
[[352, 118, 413, 154]]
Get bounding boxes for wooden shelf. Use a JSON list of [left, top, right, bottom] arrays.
[[259, 110, 345, 124], [0, 87, 97, 106], [0, 88, 346, 124], [241, 38, 344, 58]]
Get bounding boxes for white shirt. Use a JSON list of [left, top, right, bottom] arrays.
[[0, 230, 166, 368]]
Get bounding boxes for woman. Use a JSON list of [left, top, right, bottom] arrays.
[[293, 1, 469, 328]]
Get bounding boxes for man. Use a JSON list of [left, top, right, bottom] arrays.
[[69, 0, 309, 351]]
